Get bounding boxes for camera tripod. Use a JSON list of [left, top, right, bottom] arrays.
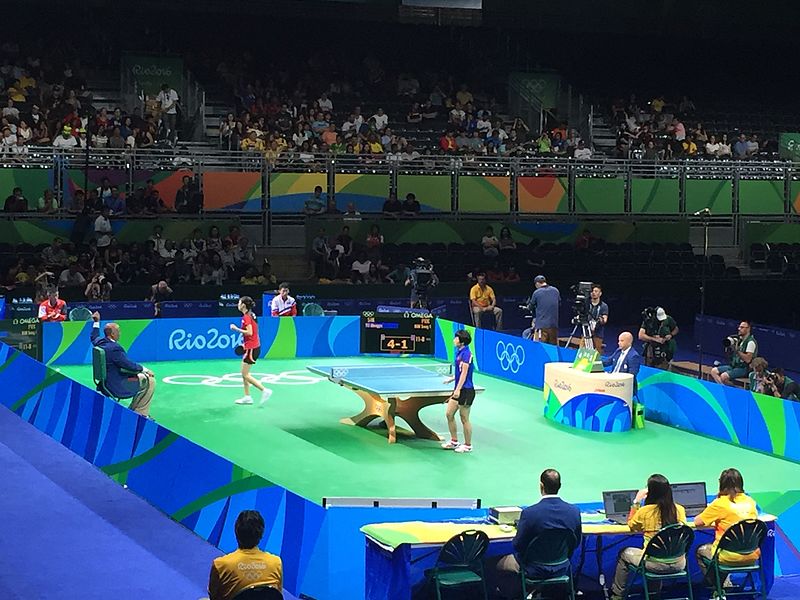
[[563, 320, 595, 350]]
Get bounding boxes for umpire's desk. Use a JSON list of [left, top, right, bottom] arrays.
[[360, 513, 776, 600], [543, 362, 635, 432]]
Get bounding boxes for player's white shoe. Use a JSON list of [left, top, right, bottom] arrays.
[[260, 388, 273, 405], [441, 439, 459, 450], [235, 396, 253, 405], [454, 444, 473, 453]]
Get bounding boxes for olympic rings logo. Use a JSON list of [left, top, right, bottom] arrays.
[[162, 370, 324, 388], [496, 341, 525, 373]]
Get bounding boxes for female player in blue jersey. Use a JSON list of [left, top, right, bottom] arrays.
[[441, 329, 476, 453]]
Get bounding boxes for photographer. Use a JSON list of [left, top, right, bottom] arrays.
[[711, 320, 758, 386], [85, 272, 113, 301], [764, 368, 800, 401], [638, 307, 678, 369], [405, 257, 439, 309], [588, 284, 609, 352], [747, 358, 770, 394]]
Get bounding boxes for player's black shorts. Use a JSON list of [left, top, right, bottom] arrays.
[[455, 387, 476, 406], [243, 347, 261, 365]]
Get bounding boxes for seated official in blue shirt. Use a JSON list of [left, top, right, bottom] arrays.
[[494, 469, 581, 598], [523, 275, 561, 345], [90, 311, 156, 417]]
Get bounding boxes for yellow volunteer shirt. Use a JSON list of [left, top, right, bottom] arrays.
[[697, 493, 760, 564], [208, 547, 282, 600], [469, 284, 495, 308], [628, 503, 686, 546]]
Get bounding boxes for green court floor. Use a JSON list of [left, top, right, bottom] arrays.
[[57, 357, 800, 507]]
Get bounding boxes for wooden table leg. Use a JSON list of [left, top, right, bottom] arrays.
[[340, 388, 386, 427], [385, 399, 397, 444], [392, 395, 444, 441], [340, 388, 444, 443]]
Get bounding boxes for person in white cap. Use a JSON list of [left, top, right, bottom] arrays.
[[638, 306, 678, 369]]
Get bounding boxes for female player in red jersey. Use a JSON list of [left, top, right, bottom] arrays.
[[229, 296, 272, 405]]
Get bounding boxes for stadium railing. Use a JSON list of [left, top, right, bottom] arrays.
[[1, 148, 799, 219]]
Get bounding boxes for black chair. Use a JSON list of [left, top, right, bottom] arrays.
[[425, 530, 489, 600], [519, 528, 578, 600], [231, 583, 283, 599], [623, 523, 694, 600], [700, 519, 768, 600]]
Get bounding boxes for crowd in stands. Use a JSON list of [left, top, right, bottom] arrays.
[[0, 44, 178, 156], [2, 175, 202, 215], [609, 94, 777, 160], [5, 222, 272, 301], [216, 53, 591, 162]]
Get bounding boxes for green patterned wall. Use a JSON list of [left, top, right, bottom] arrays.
[[574, 177, 625, 213], [630, 178, 680, 214]]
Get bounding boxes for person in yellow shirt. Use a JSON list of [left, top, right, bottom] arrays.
[[694, 468, 759, 580], [682, 135, 698, 156], [469, 272, 503, 330], [240, 131, 264, 152], [208, 510, 282, 600], [611, 474, 687, 600]]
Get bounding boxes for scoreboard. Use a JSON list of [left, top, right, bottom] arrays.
[[0, 317, 41, 359], [360, 311, 435, 355]]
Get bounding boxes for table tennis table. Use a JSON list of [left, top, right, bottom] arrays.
[[308, 363, 485, 444]]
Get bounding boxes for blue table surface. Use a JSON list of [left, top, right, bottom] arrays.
[[308, 364, 485, 396]]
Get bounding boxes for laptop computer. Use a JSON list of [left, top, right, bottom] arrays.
[[671, 481, 708, 518], [602, 489, 638, 525]]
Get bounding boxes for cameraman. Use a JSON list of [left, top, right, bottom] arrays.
[[711, 320, 758, 386], [638, 307, 678, 369], [405, 257, 439, 308], [764, 368, 800, 401], [524, 275, 561, 345], [588, 284, 609, 352]]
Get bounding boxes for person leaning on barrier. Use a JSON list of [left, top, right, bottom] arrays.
[[91, 311, 156, 417], [711, 320, 757, 386]]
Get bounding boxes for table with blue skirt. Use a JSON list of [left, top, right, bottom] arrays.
[[361, 514, 776, 600]]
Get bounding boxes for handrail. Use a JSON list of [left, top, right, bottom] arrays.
[[5, 146, 800, 170]]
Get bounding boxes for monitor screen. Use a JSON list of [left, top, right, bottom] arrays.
[[603, 490, 637, 515], [671, 482, 708, 508]]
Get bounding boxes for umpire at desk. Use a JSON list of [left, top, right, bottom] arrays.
[[603, 332, 642, 394], [90, 311, 156, 417]]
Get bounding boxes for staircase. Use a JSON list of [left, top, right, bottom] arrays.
[[590, 113, 617, 155], [87, 70, 124, 112], [200, 82, 233, 146]]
